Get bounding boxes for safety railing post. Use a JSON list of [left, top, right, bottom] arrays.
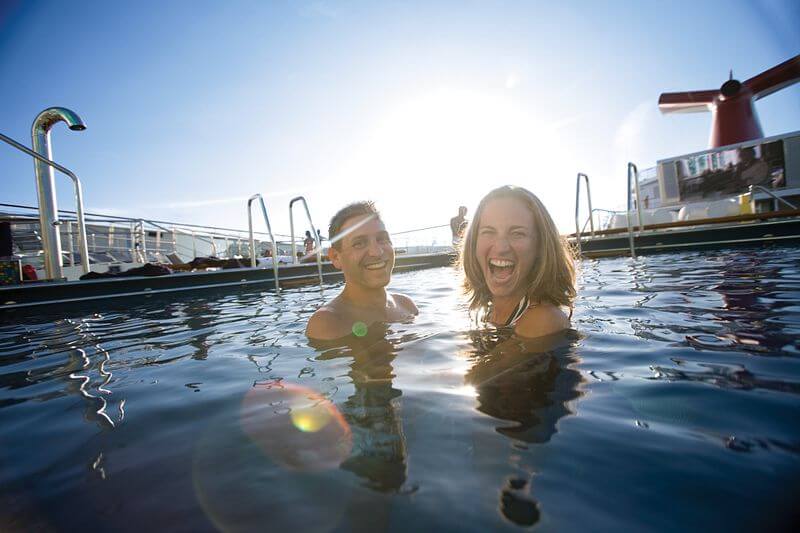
[[626, 162, 639, 258], [289, 196, 324, 286], [247, 194, 280, 292], [574, 172, 596, 255]]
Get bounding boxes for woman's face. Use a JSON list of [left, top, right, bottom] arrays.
[[475, 196, 537, 301]]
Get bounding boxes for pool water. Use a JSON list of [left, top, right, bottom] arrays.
[[1, 246, 798, 532]]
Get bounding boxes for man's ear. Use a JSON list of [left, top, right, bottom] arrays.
[[328, 246, 342, 269]]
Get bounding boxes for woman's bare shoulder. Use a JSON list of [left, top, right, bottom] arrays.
[[513, 302, 569, 339]]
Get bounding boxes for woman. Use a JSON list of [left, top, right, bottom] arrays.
[[461, 185, 576, 338]]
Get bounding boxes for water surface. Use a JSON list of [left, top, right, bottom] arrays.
[[1, 246, 798, 531]]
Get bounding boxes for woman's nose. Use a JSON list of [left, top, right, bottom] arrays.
[[493, 235, 511, 252]]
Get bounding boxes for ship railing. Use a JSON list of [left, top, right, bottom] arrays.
[[0, 203, 293, 270], [626, 162, 643, 258], [574, 172, 595, 255], [749, 185, 798, 211], [0, 132, 91, 276]]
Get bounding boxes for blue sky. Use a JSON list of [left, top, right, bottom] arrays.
[[1, 0, 798, 236]]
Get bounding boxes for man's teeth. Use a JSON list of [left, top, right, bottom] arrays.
[[488, 259, 514, 268], [365, 261, 386, 270]]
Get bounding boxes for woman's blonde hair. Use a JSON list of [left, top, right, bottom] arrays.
[[461, 185, 576, 313]]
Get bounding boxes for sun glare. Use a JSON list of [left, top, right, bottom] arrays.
[[337, 88, 569, 227]]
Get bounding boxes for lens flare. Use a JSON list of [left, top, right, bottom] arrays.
[[352, 321, 368, 337], [241, 381, 352, 471], [291, 404, 332, 433]]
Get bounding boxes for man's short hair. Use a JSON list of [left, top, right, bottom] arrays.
[[328, 201, 381, 249]]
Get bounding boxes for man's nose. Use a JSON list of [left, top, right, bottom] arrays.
[[367, 239, 383, 256]]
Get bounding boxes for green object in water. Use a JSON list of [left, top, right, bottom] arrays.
[[352, 321, 368, 337]]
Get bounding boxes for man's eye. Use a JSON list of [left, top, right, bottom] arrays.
[[352, 241, 365, 248]]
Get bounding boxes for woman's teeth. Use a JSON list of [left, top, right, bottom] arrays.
[[488, 258, 515, 278], [365, 261, 387, 270]]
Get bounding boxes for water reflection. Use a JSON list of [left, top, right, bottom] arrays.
[[464, 328, 583, 526], [312, 325, 408, 493]]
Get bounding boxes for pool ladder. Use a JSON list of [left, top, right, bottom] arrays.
[[247, 194, 281, 291], [574, 163, 643, 258], [247, 195, 326, 291], [289, 196, 324, 285]]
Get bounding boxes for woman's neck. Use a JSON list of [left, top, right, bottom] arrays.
[[490, 291, 527, 324]]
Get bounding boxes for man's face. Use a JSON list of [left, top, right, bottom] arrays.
[[329, 215, 394, 289]]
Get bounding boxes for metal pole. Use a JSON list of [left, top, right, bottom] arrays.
[[248, 194, 280, 292], [139, 220, 147, 261], [626, 163, 637, 258], [629, 162, 644, 230], [289, 205, 297, 264], [66, 221, 74, 266], [289, 196, 324, 285], [31, 108, 86, 279], [129, 222, 136, 261]]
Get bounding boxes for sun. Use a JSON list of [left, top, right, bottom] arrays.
[[335, 88, 567, 229]]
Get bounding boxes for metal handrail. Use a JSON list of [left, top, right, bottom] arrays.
[[247, 194, 280, 292], [749, 185, 798, 210], [574, 172, 595, 254], [625, 162, 641, 258], [289, 196, 324, 285], [0, 203, 293, 241], [0, 132, 91, 275]]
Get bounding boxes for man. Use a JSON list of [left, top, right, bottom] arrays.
[[306, 201, 418, 340], [450, 206, 468, 244]]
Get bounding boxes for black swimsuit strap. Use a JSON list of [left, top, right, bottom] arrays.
[[504, 295, 530, 328]]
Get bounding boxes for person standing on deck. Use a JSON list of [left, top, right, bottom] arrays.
[[306, 201, 418, 340], [303, 231, 315, 254], [451, 206, 468, 245]]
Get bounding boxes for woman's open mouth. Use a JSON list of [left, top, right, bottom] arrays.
[[487, 258, 515, 282]]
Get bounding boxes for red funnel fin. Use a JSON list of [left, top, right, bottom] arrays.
[[658, 90, 717, 114], [746, 55, 800, 100]]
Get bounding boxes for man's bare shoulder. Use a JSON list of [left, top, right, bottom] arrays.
[[391, 293, 418, 315], [514, 303, 569, 339], [305, 305, 352, 341]]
